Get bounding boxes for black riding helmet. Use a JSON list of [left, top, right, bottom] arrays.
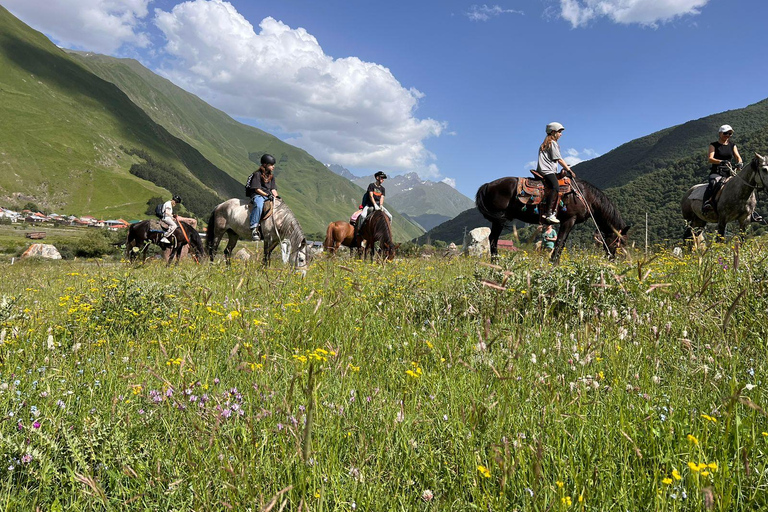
[[172, 195, 182, 204], [374, 171, 387, 179], [261, 154, 276, 165]]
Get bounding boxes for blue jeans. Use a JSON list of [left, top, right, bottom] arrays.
[[249, 195, 266, 229]]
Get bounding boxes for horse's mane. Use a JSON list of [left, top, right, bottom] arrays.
[[274, 201, 306, 251], [369, 211, 393, 245], [573, 178, 626, 233]]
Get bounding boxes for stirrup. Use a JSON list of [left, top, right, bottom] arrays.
[[251, 227, 261, 241]]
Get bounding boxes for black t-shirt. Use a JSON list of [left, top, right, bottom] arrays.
[[245, 171, 276, 197], [710, 141, 735, 172], [362, 183, 385, 208]]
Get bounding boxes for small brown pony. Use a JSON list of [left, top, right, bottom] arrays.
[[324, 221, 359, 256], [359, 210, 395, 261]]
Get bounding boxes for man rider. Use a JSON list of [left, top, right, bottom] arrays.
[[246, 154, 279, 241], [354, 171, 392, 240], [160, 195, 182, 244]]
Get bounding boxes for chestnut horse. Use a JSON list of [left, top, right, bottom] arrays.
[[359, 210, 395, 261], [475, 176, 629, 262], [324, 221, 359, 256]]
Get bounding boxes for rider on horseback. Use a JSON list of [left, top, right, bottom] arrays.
[[246, 154, 279, 241], [538, 122, 575, 224], [160, 195, 182, 244], [354, 171, 392, 241], [703, 125, 743, 214]]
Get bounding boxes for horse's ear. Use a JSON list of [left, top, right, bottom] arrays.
[[621, 225, 631, 236], [755, 152, 763, 160]]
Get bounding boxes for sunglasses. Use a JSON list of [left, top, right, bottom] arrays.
[[723, 132, 733, 136]]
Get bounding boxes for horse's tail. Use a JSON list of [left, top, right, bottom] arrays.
[[124, 228, 133, 259], [206, 208, 217, 257], [475, 182, 506, 222], [324, 222, 334, 250]]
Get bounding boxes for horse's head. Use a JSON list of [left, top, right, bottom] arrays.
[[752, 153, 768, 190], [597, 225, 630, 258], [382, 241, 397, 261]]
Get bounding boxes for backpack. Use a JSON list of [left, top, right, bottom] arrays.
[[155, 203, 164, 219]]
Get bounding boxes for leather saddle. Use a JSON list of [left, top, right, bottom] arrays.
[[516, 171, 573, 206], [246, 198, 275, 223]]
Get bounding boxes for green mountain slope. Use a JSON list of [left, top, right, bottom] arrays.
[[421, 99, 768, 245], [0, 5, 241, 219], [69, 52, 423, 240]]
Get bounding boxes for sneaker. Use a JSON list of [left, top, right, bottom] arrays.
[[251, 227, 261, 241], [751, 211, 764, 223], [160, 237, 170, 244], [543, 213, 560, 224]]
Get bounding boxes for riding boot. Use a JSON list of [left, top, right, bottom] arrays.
[[702, 177, 717, 213], [353, 222, 360, 245]]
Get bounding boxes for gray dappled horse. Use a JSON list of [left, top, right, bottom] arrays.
[[681, 153, 768, 239], [206, 198, 308, 270]]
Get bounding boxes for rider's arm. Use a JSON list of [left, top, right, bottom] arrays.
[[708, 144, 722, 165], [733, 145, 742, 164], [557, 159, 574, 176]]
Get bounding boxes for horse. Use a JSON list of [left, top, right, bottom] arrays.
[[359, 210, 396, 262], [681, 153, 768, 239], [125, 219, 205, 265], [324, 221, 359, 256], [475, 176, 629, 262], [206, 198, 308, 270]]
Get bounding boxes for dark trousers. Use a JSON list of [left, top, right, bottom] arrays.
[[542, 173, 559, 215], [703, 174, 721, 204]]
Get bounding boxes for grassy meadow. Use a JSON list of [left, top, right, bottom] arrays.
[[0, 241, 767, 511]]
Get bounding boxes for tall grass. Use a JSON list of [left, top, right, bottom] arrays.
[[0, 241, 766, 510]]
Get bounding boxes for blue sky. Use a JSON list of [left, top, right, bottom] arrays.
[[6, 0, 768, 198]]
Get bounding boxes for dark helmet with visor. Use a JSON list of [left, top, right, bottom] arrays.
[[172, 195, 182, 204], [261, 154, 276, 165]]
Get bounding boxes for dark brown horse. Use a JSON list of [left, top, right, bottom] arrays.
[[324, 221, 358, 256], [125, 220, 205, 265], [475, 176, 629, 262], [359, 210, 395, 261]]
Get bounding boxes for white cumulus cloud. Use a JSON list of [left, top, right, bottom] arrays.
[[153, 0, 445, 177], [441, 177, 457, 188], [560, 0, 709, 28], [4, 0, 150, 53], [465, 4, 524, 22]]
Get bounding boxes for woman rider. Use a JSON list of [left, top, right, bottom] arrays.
[[245, 154, 279, 241], [702, 124, 742, 213]]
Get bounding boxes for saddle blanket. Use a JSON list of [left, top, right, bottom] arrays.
[[689, 177, 731, 202], [516, 176, 572, 206]]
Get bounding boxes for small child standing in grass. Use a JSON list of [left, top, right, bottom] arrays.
[[542, 225, 557, 256]]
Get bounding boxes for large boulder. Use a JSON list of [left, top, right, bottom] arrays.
[[21, 244, 62, 260], [463, 227, 491, 257]]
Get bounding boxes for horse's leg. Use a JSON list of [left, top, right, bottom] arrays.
[[717, 218, 728, 240], [489, 221, 503, 260], [223, 233, 239, 267], [550, 219, 576, 264]]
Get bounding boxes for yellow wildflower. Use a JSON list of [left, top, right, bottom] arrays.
[[561, 496, 572, 506], [662, 478, 673, 485], [556, 480, 564, 488], [477, 465, 491, 478], [672, 469, 682, 480], [686, 434, 699, 446], [701, 414, 717, 423]]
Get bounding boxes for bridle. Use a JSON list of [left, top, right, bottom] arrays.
[[734, 158, 768, 191]]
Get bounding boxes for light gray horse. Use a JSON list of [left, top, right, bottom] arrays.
[[682, 153, 768, 239], [206, 198, 308, 270]]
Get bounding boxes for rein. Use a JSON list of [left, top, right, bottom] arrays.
[[568, 178, 613, 254], [175, 220, 200, 264]]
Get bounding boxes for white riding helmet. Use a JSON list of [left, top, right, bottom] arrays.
[[719, 124, 734, 133], [546, 122, 565, 135]]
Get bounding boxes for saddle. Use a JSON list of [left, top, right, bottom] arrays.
[[516, 171, 573, 207], [148, 219, 169, 232], [247, 198, 275, 223]]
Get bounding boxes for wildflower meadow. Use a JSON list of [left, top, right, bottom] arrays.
[[0, 241, 766, 510]]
